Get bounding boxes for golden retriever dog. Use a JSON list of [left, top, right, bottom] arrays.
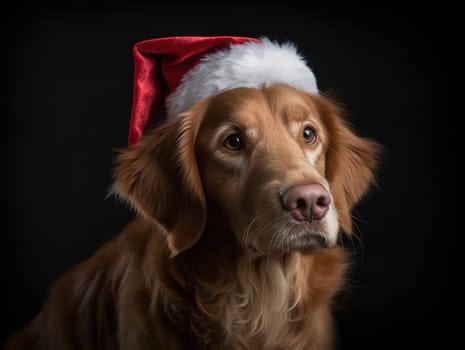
[[6, 84, 379, 350]]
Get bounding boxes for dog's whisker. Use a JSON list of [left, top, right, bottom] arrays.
[[350, 208, 372, 225]]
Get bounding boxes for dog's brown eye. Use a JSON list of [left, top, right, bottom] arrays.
[[303, 127, 316, 144], [224, 134, 243, 150]]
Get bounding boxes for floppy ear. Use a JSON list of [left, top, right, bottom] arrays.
[[317, 96, 381, 234], [112, 103, 207, 255]]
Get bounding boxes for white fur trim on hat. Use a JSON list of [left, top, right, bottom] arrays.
[[166, 37, 318, 116]]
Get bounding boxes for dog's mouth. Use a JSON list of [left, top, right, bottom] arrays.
[[242, 210, 336, 256], [245, 225, 331, 256]]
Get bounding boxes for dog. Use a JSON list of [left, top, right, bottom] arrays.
[[6, 84, 379, 349]]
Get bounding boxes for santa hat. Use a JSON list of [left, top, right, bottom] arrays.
[[128, 36, 318, 146]]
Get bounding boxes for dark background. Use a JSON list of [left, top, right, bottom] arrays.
[[2, 4, 458, 350]]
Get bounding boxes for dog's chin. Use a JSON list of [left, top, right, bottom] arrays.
[[287, 230, 331, 253], [246, 229, 332, 257]]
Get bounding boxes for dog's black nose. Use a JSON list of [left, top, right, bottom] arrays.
[[281, 184, 330, 221]]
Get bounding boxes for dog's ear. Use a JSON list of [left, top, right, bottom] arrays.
[[112, 102, 207, 256], [317, 96, 381, 234]]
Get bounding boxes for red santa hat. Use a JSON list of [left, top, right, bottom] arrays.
[[128, 36, 318, 146]]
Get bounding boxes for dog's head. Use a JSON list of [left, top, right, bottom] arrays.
[[113, 84, 379, 256]]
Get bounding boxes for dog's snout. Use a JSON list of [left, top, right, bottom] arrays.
[[281, 184, 331, 221]]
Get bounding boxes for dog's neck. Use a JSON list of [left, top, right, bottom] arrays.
[[157, 219, 347, 349]]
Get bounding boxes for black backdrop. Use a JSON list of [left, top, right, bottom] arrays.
[[2, 5, 458, 350]]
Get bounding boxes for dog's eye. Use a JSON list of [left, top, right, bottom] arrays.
[[303, 127, 317, 144], [224, 134, 243, 150]]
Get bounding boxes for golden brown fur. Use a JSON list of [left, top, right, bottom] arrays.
[[6, 84, 380, 350]]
